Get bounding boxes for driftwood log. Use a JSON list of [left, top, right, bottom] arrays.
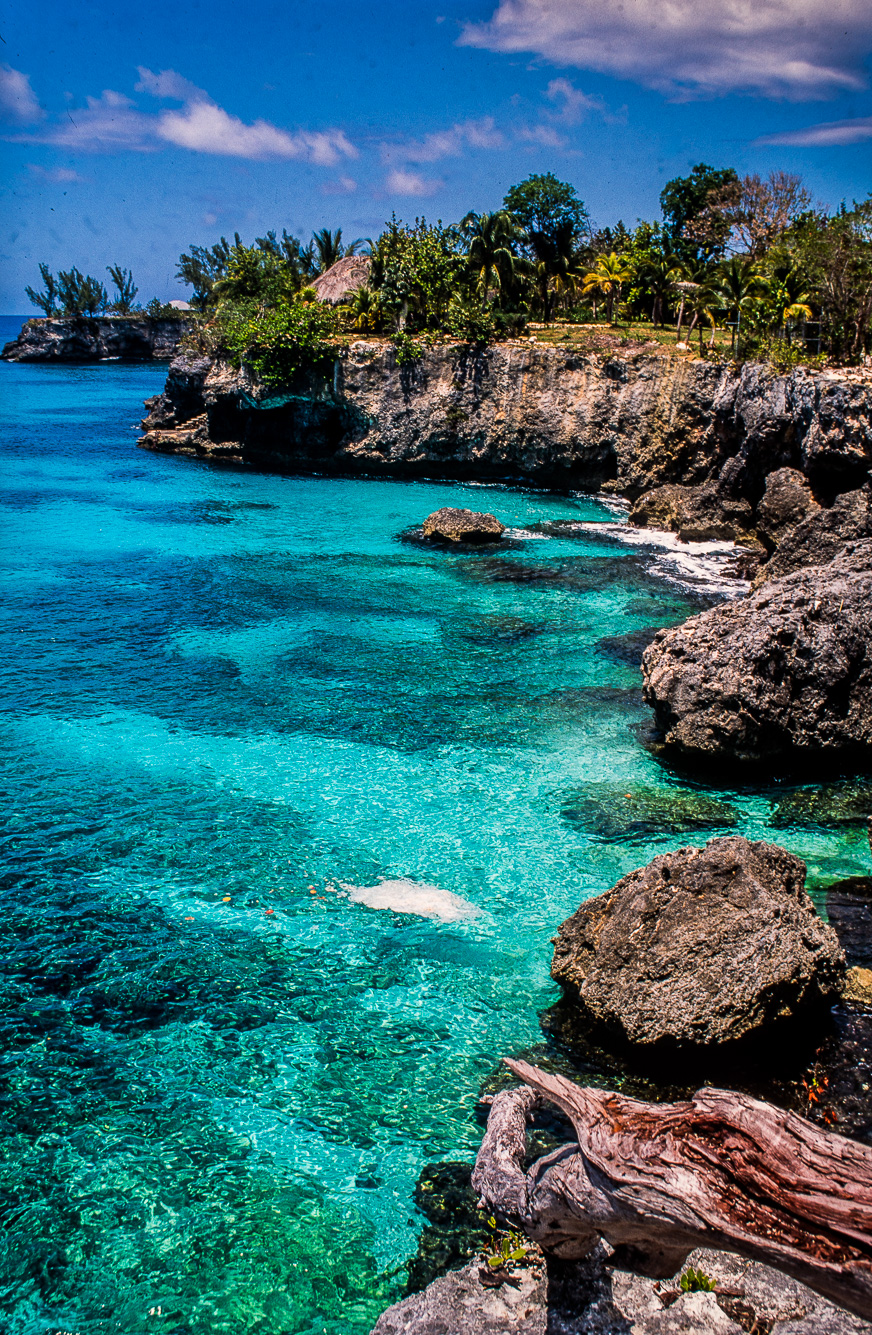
[[472, 1059, 872, 1321]]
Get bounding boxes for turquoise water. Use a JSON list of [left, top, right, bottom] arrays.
[[1, 347, 869, 1335]]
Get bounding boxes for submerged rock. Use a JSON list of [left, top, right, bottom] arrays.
[[827, 877, 872, 969], [343, 878, 482, 922], [406, 1163, 490, 1295], [550, 837, 845, 1053], [596, 627, 662, 667], [422, 508, 505, 544], [558, 783, 738, 842], [642, 540, 872, 766], [771, 781, 872, 829]]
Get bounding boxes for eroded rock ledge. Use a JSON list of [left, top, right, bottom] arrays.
[[2, 316, 191, 362], [138, 344, 872, 500]]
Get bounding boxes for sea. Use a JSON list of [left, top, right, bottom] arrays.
[[0, 316, 868, 1334]]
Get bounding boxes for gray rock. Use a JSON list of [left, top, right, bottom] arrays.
[[757, 483, 872, 584], [369, 1243, 870, 1334], [642, 540, 872, 765], [422, 508, 505, 543], [550, 836, 845, 1050], [139, 344, 872, 494], [629, 482, 756, 543], [756, 467, 820, 544], [2, 315, 190, 362]]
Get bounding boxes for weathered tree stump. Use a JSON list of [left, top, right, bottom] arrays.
[[472, 1059, 872, 1321]]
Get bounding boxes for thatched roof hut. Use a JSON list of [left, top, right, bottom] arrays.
[[312, 255, 371, 305]]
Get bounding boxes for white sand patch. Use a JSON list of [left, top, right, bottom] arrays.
[[342, 878, 482, 922]]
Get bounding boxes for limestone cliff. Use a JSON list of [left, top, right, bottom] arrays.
[[139, 341, 872, 504], [2, 315, 192, 362]]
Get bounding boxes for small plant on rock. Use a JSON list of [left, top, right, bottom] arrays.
[[679, 1267, 716, 1293], [482, 1215, 529, 1273]]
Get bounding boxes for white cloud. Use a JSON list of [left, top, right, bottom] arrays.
[[385, 168, 442, 196], [31, 90, 156, 152], [383, 116, 504, 164], [517, 124, 567, 147], [0, 65, 45, 123], [459, 0, 871, 99], [5, 66, 357, 164], [156, 100, 356, 163], [28, 164, 85, 182], [134, 66, 206, 102], [545, 77, 605, 123], [756, 115, 872, 145], [322, 175, 359, 194]]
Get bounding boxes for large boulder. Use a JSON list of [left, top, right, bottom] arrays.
[[422, 507, 505, 543], [642, 541, 872, 765], [756, 482, 872, 584], [550, 837, 844, 1052]]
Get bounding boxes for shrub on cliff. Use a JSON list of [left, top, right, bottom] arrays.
[[222, 301, 340, 387]]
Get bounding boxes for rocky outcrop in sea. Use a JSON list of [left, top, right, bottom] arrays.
[[2, 315, 192, 362], [642, 540, 872, 766], [550, 836, 845, 1053]]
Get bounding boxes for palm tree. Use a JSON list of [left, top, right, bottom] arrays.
[[312, 228, 363, 273], [582, 253, 635, 325], [460, 210, 525, 309], [638, 255, 681, 326], [684, 280, 721, 353], [714, 258, 763, 353]]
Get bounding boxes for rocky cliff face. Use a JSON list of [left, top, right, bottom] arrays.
[[139, 342, 872, 501], [2, 316, 192, 362]]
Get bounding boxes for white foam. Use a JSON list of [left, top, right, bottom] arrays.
[[572, 520, 750, 597], [342, 878, 482, 922], [503, 527, 550, 540]]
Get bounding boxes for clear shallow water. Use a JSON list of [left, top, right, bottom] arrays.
[[1, 348, 869, 1335]]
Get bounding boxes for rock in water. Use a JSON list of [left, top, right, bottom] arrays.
[[641, 540, 872, 765], [344, 878, 481, 922], [422, 508, 505, 544], [550, 837, 844, 1052]]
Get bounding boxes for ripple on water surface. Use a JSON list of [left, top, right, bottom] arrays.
[[0, 356, 869, 1334]]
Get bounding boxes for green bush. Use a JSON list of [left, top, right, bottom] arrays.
[[390, 330, 425, 367], [445, 297, 498, 346], [222, 301, 340, 387], [145, 298, 187, 320]]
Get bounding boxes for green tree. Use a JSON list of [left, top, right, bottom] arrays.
[[713, 258, 763, 352], [660, 163, 740, 259], [176, 235, 239, 309], [25, 263, 58, 316], [459, 210, 525, 309], [369, 217, 461, 331], [107, 265, 138, 314], [312, 228, 362, 273], [790, 199, 872, 361], [57, 268, 108, 316], [582, 252, 635, 324], [503, 173, 590, 249]]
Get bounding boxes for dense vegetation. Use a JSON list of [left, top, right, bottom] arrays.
[[25, 168, 872, 382]]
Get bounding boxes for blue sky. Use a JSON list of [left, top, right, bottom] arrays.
[[1, 0, 870, 310]]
